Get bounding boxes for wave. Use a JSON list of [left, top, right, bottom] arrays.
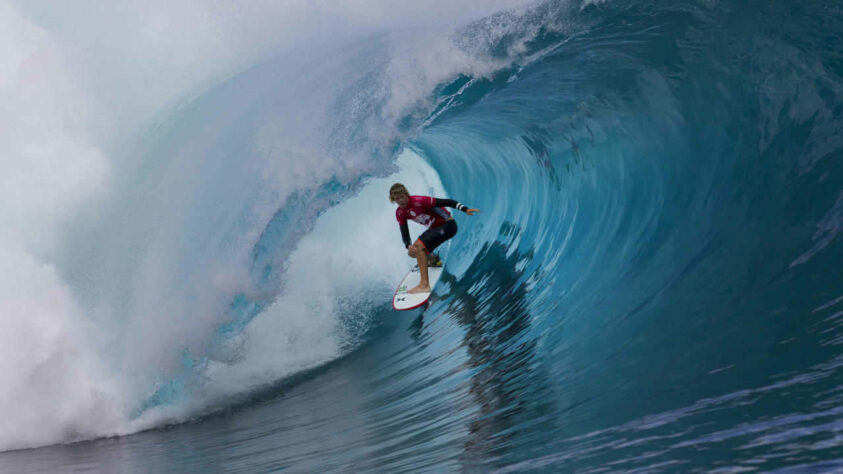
[[0, 0, 540, 450], [3, 0, 843, 469]]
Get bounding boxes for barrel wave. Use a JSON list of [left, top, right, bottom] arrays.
[[2, 0, 843, 472]]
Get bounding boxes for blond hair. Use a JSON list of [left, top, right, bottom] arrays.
[[389, 183, 409, 203]]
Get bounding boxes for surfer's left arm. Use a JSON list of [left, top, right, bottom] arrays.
[[432, 198, 480, 216]]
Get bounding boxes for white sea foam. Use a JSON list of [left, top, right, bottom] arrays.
[[197, 151, 444, 404]]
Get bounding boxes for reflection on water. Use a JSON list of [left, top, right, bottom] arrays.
[[437, 223, 557, 471]]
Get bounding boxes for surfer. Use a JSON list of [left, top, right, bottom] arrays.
[[390, 183, 479, 294]]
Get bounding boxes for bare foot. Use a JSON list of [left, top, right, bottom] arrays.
[[408, 284, 431, 294]]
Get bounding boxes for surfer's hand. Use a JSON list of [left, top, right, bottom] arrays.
[[465, 208, 480, 216], [407, 245, 417, 257]]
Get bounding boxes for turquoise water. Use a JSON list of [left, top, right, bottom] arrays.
[[3, 0, 843, 471]]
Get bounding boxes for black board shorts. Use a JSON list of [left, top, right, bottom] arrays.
[[419, 219, 457, 253]]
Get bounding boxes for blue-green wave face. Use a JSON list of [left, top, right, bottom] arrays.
[[3, 0, 843, 471], [410, 1, 843, 467]]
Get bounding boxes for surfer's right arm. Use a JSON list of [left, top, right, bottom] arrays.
[[399, 221, 412, 248]]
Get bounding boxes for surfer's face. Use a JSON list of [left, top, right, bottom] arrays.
[[393, 193, 410, 208]]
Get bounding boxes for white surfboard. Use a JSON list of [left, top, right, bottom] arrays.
[[392, 264, 444, 311]]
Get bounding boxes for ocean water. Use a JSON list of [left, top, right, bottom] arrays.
[[2, 0, 843, 471]]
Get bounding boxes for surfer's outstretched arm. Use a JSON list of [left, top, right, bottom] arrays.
[[432, 198, 480, 216]]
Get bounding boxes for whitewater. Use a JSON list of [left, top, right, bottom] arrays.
[[2, 0, 843, 471]]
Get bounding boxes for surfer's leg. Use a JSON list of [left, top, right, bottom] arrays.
[[408, 240, 430, 294], [420, 220, 457, 264], [409, 220, 457, 293]]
